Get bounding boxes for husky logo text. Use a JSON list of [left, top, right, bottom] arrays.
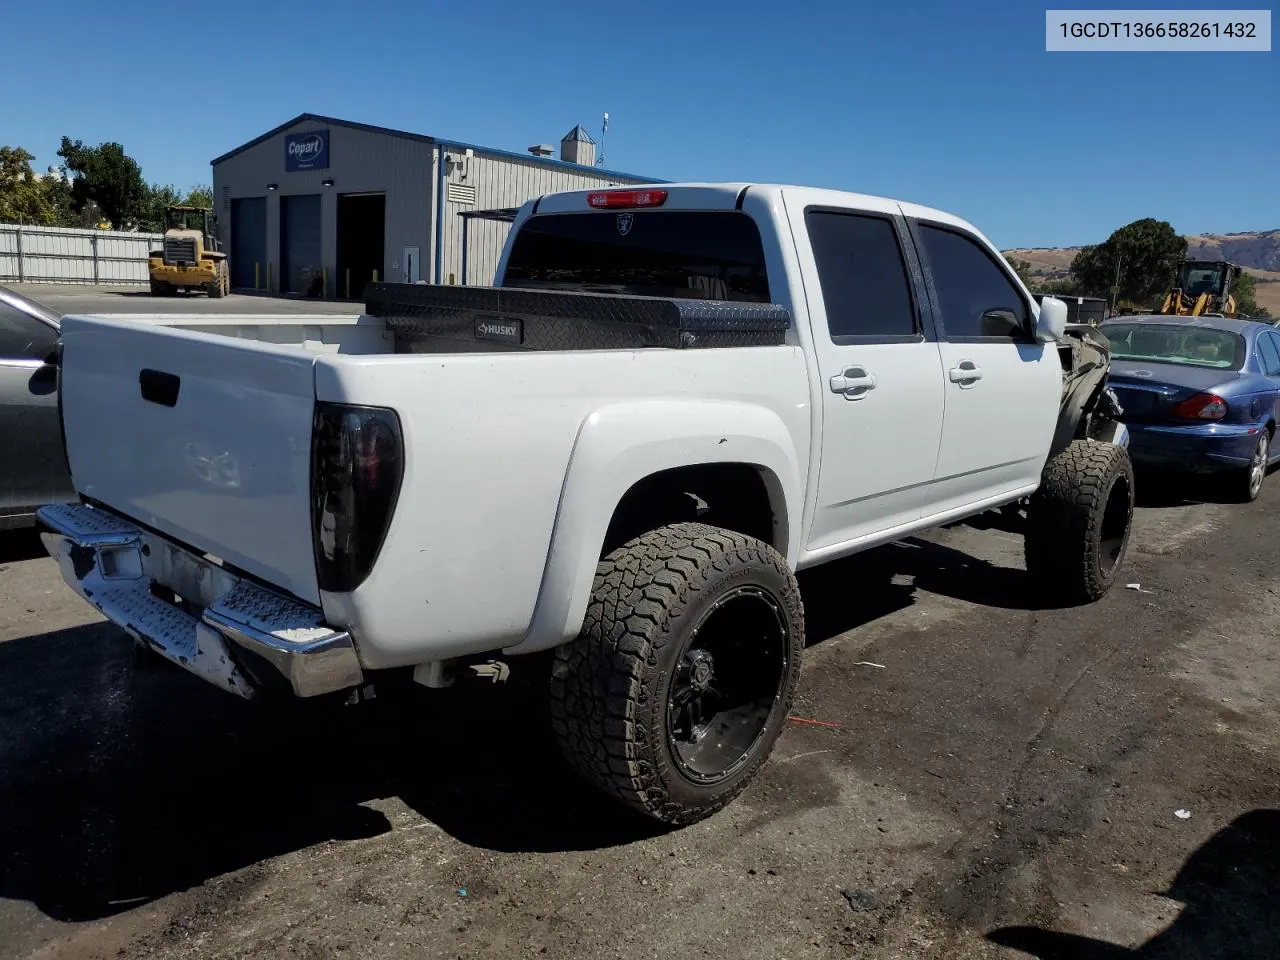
[[616, 213, 634, 237]]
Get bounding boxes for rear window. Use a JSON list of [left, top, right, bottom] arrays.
[[502, 211, 771, 302], [1103, 322, 1245, 370]]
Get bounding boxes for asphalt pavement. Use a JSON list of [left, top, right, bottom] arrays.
[[7, 284, 363, 317], [2, 472, 1279, 959]]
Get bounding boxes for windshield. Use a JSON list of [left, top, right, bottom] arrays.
[[1104, 322, 1244, 370], [1179, 264, 1222, 296], [166, 209, 204, 230], [502, 211, 770, 302]]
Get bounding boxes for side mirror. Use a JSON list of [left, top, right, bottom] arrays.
[[1034, 296, 1068, 343]]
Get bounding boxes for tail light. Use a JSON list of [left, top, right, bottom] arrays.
[[310, 402, 404, 592], [586, 189, 668, 209], [1172, 392, 1228, 420]]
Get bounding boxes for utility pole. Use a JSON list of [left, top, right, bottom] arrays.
[[596, 112, 608, 168], [1110, 250, 1124, 314]]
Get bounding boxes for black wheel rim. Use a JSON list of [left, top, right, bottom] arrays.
[[1098, 471, 1132, 576], [666, 584, 789, 785]]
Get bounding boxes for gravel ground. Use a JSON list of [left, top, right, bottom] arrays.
[[5, 284, 362, 317], [2, 475, 1278, 959]]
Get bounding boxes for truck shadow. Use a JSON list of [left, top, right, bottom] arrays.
[[0, 529, 48, 564], [0, 533, 1044, 924], [987, 808, 1280, 958], [0, 623, 659, 924], [799, 533, 1045, 643]]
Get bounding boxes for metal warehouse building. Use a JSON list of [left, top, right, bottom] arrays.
[[211, 113, 659, 297]]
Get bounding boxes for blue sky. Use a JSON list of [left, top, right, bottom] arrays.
[[7, 0, 1277, 248]]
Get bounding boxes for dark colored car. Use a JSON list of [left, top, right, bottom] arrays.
[[0, 286, 74, 529], [1101, 313, 1280, 501]]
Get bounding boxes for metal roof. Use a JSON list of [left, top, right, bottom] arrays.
[[211, 113, 656, 182], [561, 124, 596, 144]]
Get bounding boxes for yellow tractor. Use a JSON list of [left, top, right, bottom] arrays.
[[148, 205, 229, 298], [1159, 259, 1243, 318]]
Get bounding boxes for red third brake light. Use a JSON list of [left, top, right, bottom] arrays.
[[586, 189, 669, 209], [1173, 392, 1229, 420]]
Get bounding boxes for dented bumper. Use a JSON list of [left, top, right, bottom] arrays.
[[37, 503, 363, 698]]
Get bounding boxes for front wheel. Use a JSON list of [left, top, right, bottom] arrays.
[[206, 261, 228, 298], [1025, 439, 1135, 605], [550, 522, 804, 825]]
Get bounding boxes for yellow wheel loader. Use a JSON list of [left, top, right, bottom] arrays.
[[148, 206, 230, 298], [1159, 259, 1243, 318]]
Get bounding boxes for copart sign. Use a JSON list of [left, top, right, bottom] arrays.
[[285, 130, 329, 172]]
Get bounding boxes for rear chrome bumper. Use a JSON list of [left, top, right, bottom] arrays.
[[37, 503, 363, 699]]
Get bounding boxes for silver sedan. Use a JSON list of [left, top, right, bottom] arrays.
[[0, 286, 74, 529]]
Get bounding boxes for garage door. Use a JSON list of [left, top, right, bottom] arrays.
[[281, 194, 322, 295], [230, 197, 266, 290]]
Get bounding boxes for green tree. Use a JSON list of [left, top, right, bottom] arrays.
[[0, 146, 59, 224], [57, 137, 149, 229], [1004, 254, 1036, 288], [1039, 277, 1083, 297], [1234, 270, 1272, 319], [41, 173, 78, 227], [142, 184, 184, 232], [1070, 218, 1187, 304], [183, 184, 213, 208]]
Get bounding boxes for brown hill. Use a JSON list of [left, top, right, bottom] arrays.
[[1004, 230, 1280, 312]]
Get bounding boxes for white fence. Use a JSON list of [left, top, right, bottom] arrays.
[[0, 222, 164, 285]]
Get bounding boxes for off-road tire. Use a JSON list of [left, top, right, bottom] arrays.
[[1025, 439, 1134, 606], [549, 522, 804, 825], [206, 261, 228, 299], [149, 279, 172, 297]]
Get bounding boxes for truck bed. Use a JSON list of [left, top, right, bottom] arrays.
[[55, 288, 809, 667]]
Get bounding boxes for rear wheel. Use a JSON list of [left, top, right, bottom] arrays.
[[1025, 439, 1134, 605], [1231, 430, 1270, 503], [149, 278, 173, 297], [550, 522, 803, 824]]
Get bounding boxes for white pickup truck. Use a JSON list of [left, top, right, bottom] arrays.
[[40, 182, 1133, 824]]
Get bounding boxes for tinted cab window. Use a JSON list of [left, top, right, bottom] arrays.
[[918, 225, 1028, 339], [805, 210, 917, 341], [503, 211, 769, 302], [0, 302, 58, 362]]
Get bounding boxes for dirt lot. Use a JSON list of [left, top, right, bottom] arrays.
[[3, 475, 1280, 960]]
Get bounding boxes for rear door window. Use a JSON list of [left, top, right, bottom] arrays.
[[805, 210, 918, 341], [1259, 332, 1280, 375], [503, 211, 770, 302]]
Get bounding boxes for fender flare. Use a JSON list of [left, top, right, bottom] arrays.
[[504, 399, 804, 655]]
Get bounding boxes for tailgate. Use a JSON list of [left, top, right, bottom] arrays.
[[58, 316, 321, 604]]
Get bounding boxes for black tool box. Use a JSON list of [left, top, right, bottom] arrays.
[[364, 283, 791, 353]]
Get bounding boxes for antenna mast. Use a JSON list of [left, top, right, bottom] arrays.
[[596, 111, 609, 167]]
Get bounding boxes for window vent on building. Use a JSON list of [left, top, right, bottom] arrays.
[[447, 183, 477, 206]]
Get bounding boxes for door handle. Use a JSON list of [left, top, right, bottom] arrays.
[[830, 366, 877, 400], [948, 360, 983, 387]]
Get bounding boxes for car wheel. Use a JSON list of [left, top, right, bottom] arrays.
[[550, 522, 804, 825], [1234, 431, 1270, 503], [1025, 439, 1135, 606]]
